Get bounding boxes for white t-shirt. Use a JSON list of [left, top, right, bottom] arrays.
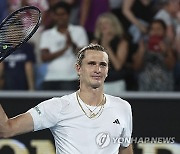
[[40, 25, 88, 81], [28, 92, 133, 154]]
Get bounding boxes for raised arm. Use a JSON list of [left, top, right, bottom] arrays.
[[105, 39, 129, 71], [0, 104, 34, 138], [122, 0, 147, 33], [79, 0, 91, 26]]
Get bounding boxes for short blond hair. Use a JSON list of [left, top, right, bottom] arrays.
[[94, 12, 124, 40], [76, 43, 108, 66]]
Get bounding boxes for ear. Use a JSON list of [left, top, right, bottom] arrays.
[[75, 64, 81, 76]]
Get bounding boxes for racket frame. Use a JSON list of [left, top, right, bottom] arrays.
[[0, 6, 42, 62]]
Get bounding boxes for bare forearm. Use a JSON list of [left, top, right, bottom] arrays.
[[122, 0, 137, 25], [122, 0, 145, 32], [41, 46, 68, 62], [80, 0, 91, 26], [132, 41, 145, 70], [106, 41, 128, 70], [164, 49, 176, 70], [106, 46, 123, 70]]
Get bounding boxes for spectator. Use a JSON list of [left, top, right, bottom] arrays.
[[46, 0, 80, 28], [40, 1, 88, 91], [154, 0, 180, 43], [79, 0, 109, 42], [62, 0, 81, 25], [122, 0, 156, 44], [0, 43, 36, 90], [93, 12, 129, 95], [154, 0, 180, 91], [110, 0, 156, 43], [133, 19, 176, 91]]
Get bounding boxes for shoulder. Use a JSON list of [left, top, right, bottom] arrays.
[[69, 24, 86, 33], [106, 94, 131, 112], [35, 93, 76, 114], [47, 92, 75, 106], [57, 92, 77, 112], [39, 97, 62, 111]]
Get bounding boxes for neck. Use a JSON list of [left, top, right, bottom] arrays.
[[57, 26, 68, 33], [78, 86, 104, 106]]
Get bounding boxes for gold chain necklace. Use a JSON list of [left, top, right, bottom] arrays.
[[84, 95, 104, 113], [76, 92, 105, 119]]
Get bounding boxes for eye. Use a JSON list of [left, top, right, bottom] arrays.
[[100, 62, 107, 67]]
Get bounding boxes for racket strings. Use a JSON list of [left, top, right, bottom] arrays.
[[0, 9, 39, 48]]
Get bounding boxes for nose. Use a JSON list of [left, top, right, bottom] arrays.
[[94, 64, 101, 73]]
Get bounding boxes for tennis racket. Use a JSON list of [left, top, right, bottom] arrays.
[[0, 6, 41, 62]]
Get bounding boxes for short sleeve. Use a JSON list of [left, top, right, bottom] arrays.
[[27, 97, 62, 131], [121, 103, 133, 147]]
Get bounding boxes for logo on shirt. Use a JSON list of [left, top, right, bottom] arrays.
[[96, 132, 111, 148], [113, 119, 120, 125], [34, 106, 41, 115]]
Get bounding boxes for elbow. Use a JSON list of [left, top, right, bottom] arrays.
[[122, 8, 129, 17], [0, 130, 14, 138], [132, 59, 143, 70], [122, 8, 126, 15], [41, 56, 49, 63], [0, 122, 15, 138], [41, 50, 51, 62], [41, 58, 46, 63], [0, 133, 11, 138]]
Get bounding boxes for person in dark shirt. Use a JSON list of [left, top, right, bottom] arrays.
[[0, 42, 36, 90]]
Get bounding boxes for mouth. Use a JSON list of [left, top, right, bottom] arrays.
[[92, 76, 101, 80]]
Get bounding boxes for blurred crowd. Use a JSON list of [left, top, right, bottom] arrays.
[[0, 0, 179, 94]]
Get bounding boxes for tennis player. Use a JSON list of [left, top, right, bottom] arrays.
[[0, 44, 133, 154]]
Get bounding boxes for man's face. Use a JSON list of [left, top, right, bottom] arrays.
[[149, 22, 165, 37], [53, 8, 69, 27], [76, 50, 109, 89]]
